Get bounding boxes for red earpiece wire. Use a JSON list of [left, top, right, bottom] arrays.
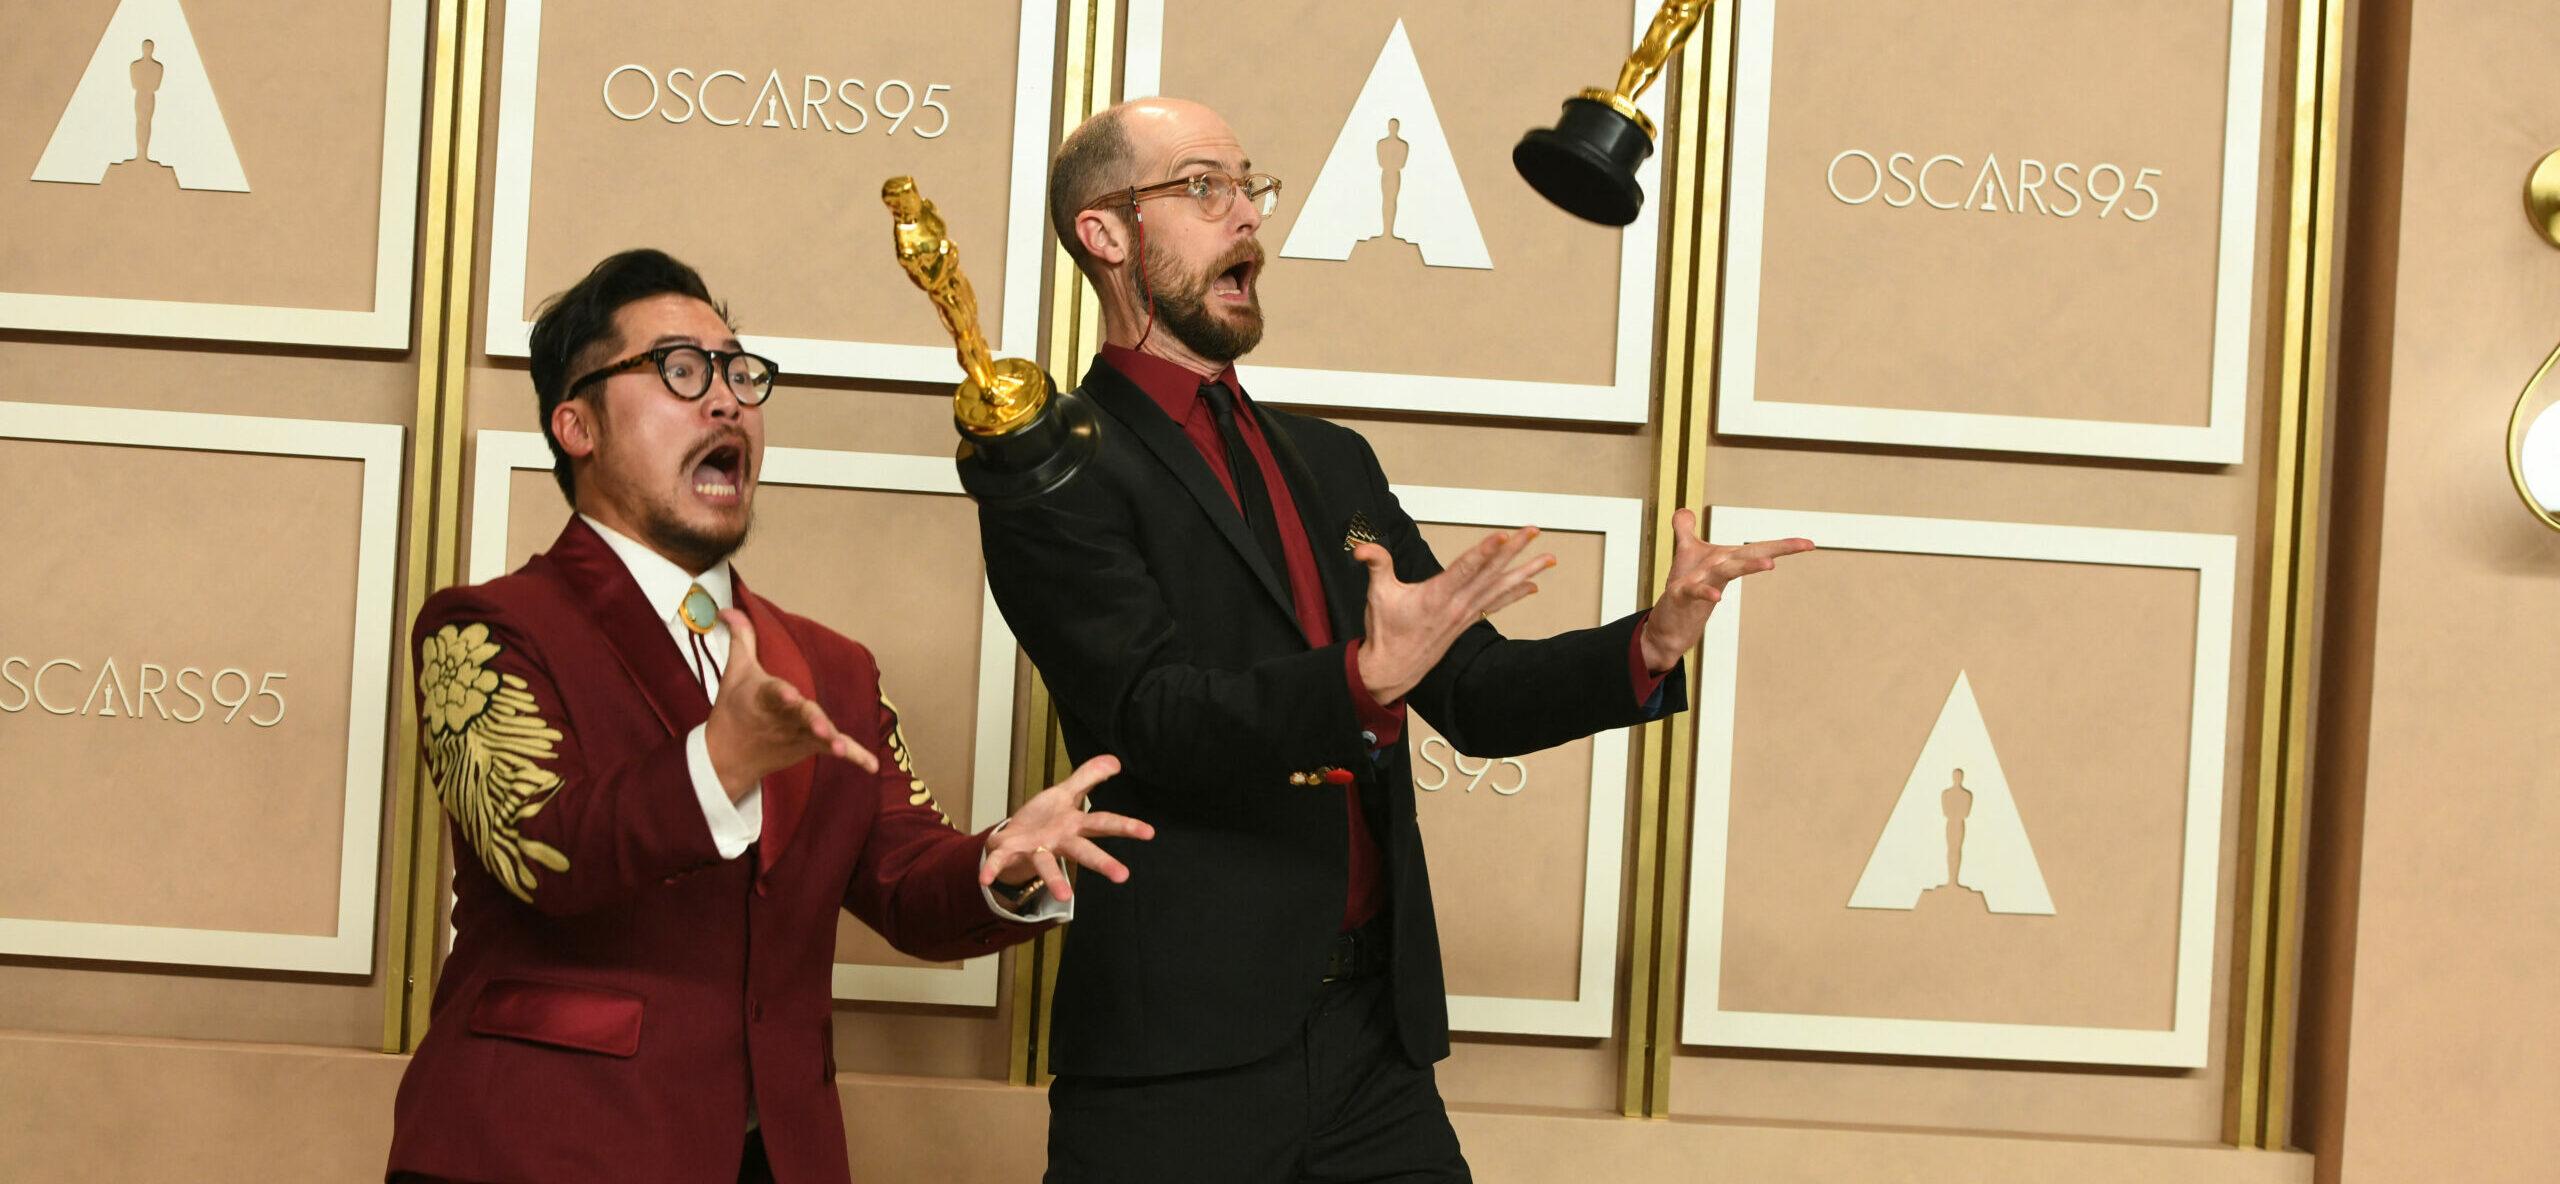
[[1131, 204, 1157, 352]]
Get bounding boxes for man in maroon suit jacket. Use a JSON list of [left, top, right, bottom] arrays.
[[385, 249, 1148, 1184]]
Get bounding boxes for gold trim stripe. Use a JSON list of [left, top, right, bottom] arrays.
[[383, 0, 494, 1054], [1618, 16, 1722, 1120], [1638, 1, 1737, 1119], [380, 0, 469, 1055], [2232, 0, 2348, 1149], [1019, 0, 1117, 1085]]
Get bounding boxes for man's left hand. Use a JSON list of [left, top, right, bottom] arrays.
[[1638, 509, 1816, 674], [981, 756, 1155, 902]]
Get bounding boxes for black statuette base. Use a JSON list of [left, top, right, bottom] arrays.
[[954, 383, 1103, 508], [1512, 96, 1655, 227]]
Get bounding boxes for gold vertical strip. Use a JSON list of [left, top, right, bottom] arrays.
[[1007, 673, 1058, 1084], [1617, 22, 1716, 1120], [1640, 1, 1737, 1119], [1032, 719, 1075, 1086], [1072, 0, 1122, 367], [381, 0, 470, 1055], [2231, 0, 2346, 1149], [1045, 0, 1100, 387], [394, 0, 494, 1053], [1019, 0, 1113, 1085]]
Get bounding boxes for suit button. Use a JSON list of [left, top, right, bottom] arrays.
[[752, 1002, 764, 1022]]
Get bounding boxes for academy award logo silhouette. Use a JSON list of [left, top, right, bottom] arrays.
[[1848, 671, 2056, 915], [1281, 19, 1491, 270], [33, 0, 250, 192]]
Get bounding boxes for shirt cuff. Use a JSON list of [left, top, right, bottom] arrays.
[[1344, 639, 1407, 749], [685, 723, 762, 860], [978, 819, 1073, 923]]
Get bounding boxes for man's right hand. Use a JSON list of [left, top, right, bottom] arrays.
[[704, 609, 879, 800], [1352, 527, 1553, 705]]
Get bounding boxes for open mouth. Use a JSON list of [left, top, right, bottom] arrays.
[[1210, 255, 1257, 303], [689, 439, 746, 503]]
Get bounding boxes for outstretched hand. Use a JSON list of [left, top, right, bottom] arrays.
[[982, 756, 1153, 901], [703, 609, 879, 800], [1353, 526, 1554, 705], [1637, 509, 1815, 674]]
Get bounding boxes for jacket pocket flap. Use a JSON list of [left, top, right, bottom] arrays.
[[470, 978, 643, 1057]]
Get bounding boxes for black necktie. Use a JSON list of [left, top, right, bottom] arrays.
[[1199, 381, 1290, 581]]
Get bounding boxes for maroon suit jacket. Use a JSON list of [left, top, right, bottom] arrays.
[[386, 518, 1043, 1184]]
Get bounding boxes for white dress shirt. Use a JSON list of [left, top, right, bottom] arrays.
[[579, 516, 1066, 923]]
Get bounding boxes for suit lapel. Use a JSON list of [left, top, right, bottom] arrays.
[[539, 518, 710, 738], [1083, 362, 1299, 627], [734, 575, 817, 878]]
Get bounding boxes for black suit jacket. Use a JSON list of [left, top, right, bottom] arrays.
[[978, 359, 1685, 1077]]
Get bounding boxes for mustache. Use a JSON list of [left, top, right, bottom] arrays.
[[1211, 240, 1265, 277], [684, 427, 751, 466]]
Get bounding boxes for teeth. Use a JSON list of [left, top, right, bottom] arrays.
[[694, 482, 738, 497]]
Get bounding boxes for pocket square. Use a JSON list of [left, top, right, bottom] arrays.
[[1342, 510, 1384, 553]]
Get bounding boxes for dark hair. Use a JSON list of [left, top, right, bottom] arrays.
[[526, 248, 729, 502], [1048, 107, 1135, 276]]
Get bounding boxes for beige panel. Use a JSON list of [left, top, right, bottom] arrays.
[[513, 0, 1032, 348], [1154, 0, 1642, 386], [0, 443, 364, 937], [1414, 523, 1604, 1005], [2305, 2, 2560, 1181], [0, 349, 414, 1051], [0, 1032, 2316, 1184], [1718, 550, 2196, 1029], [1447, 1106, 2314, 1184], [0, 1033, 405, 1184], [0, 0, 393, 310], [1754, 0, 2231, 425], [1675, 0, 2286, 1137]]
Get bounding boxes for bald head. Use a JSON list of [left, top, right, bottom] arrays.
[[1049, 106, 1134, 273], [1049, 98, 1246, 276]]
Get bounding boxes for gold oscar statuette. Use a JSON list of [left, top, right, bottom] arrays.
[[881, 175, 1101, 506], [1514, 0, 1716, 226]]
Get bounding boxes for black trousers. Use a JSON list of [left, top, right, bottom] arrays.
[[736, 1128, 774, 1183], [1044, 974, 1472, 1184]]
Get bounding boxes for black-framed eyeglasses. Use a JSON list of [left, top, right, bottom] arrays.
[[567, 345, 779, 406], [1084, 171, 1283, 220]]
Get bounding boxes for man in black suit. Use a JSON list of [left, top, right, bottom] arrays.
[[977, 97, 1813, 1184]]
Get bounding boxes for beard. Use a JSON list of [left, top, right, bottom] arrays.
[[1144, 239, 1265, 363], [592, 414, 755, 573], [642, 500, 751, 575]]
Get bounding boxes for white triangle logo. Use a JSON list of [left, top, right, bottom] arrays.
[[1847, 671, 2056, 915], [1279, 19, 1491, 270], [33, 0, 250, 192]]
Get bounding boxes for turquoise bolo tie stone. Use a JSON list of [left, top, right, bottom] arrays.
[[679, 584, 720, 635]]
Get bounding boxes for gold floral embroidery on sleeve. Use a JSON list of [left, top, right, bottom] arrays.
[[878, 690, 949, 825], [419, 622, 572, 903]]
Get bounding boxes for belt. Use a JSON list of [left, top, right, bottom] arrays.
[[1322, 918, 1391, 982]]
